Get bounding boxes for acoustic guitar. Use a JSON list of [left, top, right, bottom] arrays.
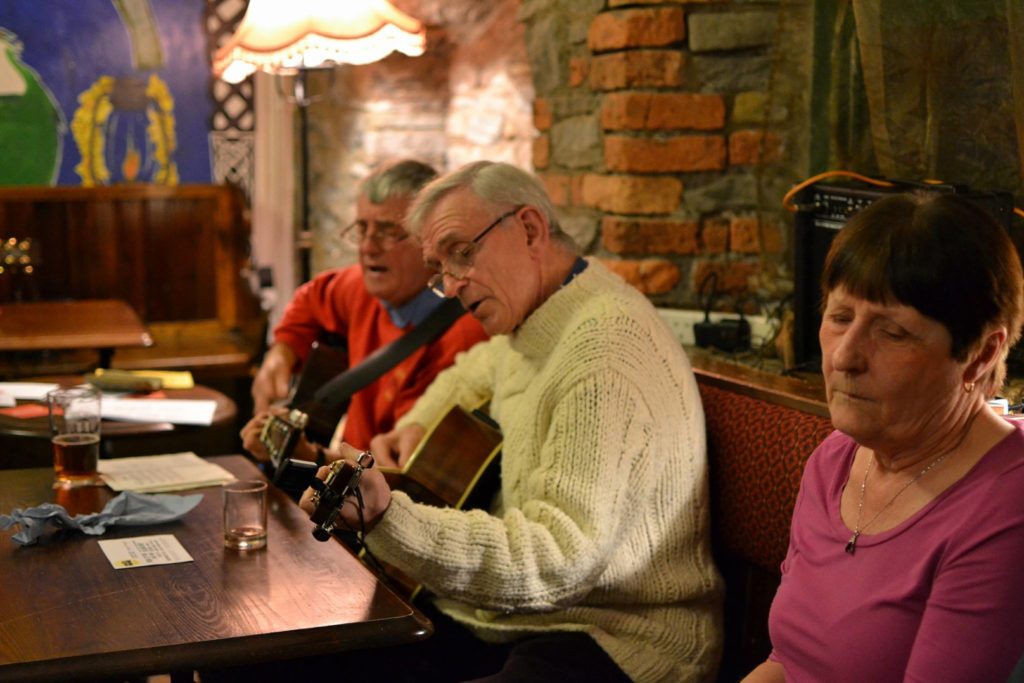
[[286, 340, 349, 446], [261, 401, 503, 597]]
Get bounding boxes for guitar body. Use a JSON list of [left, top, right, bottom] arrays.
[[290, 341, 349, 446], [383, 404, 503, 510], [370, 404, 503, 598]]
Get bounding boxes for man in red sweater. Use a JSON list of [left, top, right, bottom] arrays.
[[241, 160, 488, 467]]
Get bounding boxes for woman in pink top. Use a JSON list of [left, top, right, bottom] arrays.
[[745, 193, 1024, 682]]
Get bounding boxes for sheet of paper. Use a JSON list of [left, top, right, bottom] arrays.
[[101, 397, 216, 426], [98, 534, 194, 569], [0, 382, 59, 401], [99, 452, 236, 493]]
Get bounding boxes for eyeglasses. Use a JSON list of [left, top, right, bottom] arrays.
[[339, 220, 410, 251], [428, 205, 523, 297]]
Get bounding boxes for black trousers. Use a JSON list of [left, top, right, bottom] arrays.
[[203, 601, 632, 683]]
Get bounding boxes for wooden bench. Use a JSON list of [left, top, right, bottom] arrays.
[[690, 351, 833, 682], [0, 184, 264, 384]]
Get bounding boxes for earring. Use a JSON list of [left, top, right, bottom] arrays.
[[964, 381, 976, 393]]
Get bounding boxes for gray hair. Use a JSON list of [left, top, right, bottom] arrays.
[[360, 159, 438, 204], [406, 161, 573, 248]]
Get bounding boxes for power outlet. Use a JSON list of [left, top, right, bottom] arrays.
[[656, 307, 774, 348]]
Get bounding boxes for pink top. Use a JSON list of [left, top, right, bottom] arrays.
[[768, 423, 1024, 682]]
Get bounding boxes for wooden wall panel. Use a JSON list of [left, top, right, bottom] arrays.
[[0, 184, 257, 328]]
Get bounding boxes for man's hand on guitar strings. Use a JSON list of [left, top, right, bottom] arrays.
[[370, 423, 426, 468], [251, 343, 296, 412]]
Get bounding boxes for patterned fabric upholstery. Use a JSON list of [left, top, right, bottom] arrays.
[[699, 382, 834, 574]]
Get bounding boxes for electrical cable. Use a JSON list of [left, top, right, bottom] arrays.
[[783, 171, 1024, 219], [781, 170, 896, 212]]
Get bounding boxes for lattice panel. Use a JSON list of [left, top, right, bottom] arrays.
[[209, 131, 254, 199], [205, 0, 254, 198], [205, 0, 253, 132]]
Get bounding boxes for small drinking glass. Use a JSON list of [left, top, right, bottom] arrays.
[[223, 479, 268, 550]]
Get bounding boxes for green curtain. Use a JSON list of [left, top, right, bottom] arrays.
[[822, 0, 1023, 197]]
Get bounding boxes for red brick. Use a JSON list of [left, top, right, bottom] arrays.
[[701, 216, 729, 254], [728, 130, 783, 166], [730, 215, 760, 253], [601, 216, 699, 255], [579, 174, 682, 214], [534, 99, 552, 132], [601, 92, 725, 131], [609, 0, 717, 5], [722, 262, 759, 293], [600, 258, 681, 295], [571, 175, 585, 205], [692, 260, 759, 296], [589, 51, 684, 91], [533, 135, 550, 169], [762, 219, 784, 253], [605, 135, 726, 172], [569, 57, 590, 87], [588, 8, 685, 53], [541, 173, 572, 207]]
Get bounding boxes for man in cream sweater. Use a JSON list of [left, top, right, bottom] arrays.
[[301, 161, 723, 682]]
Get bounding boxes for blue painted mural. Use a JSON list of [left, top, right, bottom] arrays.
[[0, 0, 213, 186]]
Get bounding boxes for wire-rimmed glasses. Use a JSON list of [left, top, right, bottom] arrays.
[[339, 220, 410, 251], [427, 205, 523, 297]]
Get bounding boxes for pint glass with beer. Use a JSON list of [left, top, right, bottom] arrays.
[[46, 386, 102, 488]]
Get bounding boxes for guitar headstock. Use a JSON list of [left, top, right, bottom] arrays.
[[310, 450, 375, 542]]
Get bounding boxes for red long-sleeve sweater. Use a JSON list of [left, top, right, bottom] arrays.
[[274, 265, 488, 449]]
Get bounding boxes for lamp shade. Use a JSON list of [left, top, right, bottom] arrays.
[[213, 0, 426, 83]]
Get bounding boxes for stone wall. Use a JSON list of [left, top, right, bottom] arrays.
[[521, 0, 812, 315], [306, 0, 812, 320]]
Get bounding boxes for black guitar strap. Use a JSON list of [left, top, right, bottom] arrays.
[[300, 296, 467, 413]]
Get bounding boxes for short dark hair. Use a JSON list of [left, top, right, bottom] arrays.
[[822, 192, 1023, 390]]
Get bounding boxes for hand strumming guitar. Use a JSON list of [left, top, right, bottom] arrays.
[[251, 343, 297, 413], [370, 423, 426, 468], [299, 442, 392, 531]]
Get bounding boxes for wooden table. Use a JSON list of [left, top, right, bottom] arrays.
[[0, 299, 153, 367], [0, 376, 239, 468], [0, 456, 431, 682]]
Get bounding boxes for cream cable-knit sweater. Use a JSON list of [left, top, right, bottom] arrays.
[[367, 259, 723, 682]]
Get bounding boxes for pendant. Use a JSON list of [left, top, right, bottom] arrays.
[[845, 531, 860, 554]]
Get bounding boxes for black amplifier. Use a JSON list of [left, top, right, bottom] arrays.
[[792, 178, 1014, 368]]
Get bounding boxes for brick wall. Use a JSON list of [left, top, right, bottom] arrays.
[[304, 0, 811, 319], [521, 0, 810, 314], [307, 0, 534, 273]]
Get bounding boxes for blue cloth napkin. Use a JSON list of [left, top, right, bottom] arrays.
[[0, 491, 203, 545]]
